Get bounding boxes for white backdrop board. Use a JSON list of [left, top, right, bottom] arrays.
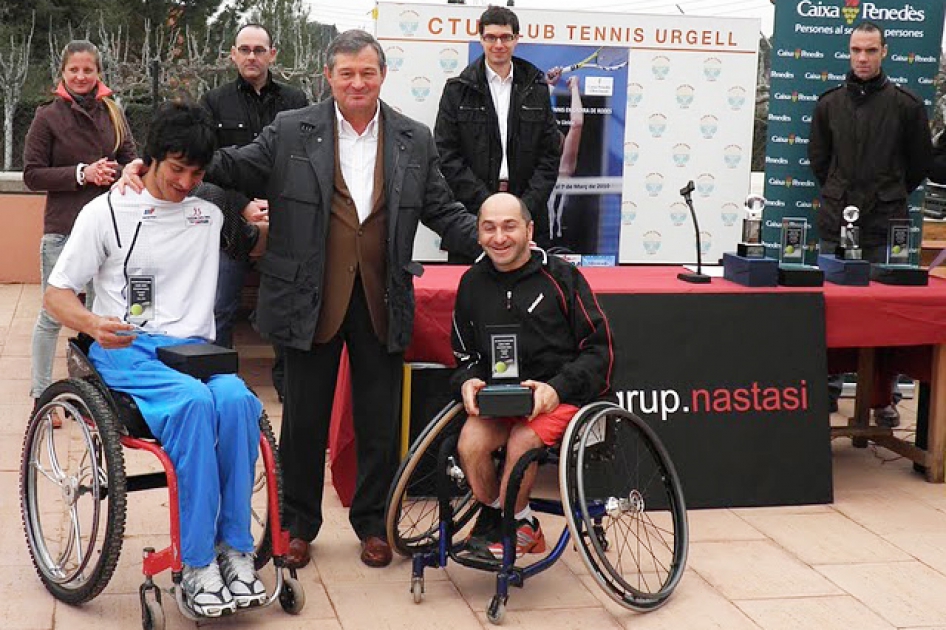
[[375, 3, 759, 263]]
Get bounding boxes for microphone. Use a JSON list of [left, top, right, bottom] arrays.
[[677, 179, 711, 284]]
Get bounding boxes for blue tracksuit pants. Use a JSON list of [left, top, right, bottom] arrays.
[[90, 335, 262, 567]]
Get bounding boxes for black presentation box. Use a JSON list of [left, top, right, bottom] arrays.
[[157, 343, 239, 381], [478, 385, 534, 418], [778, 264, 824, 287], [871, 264, 929, 286]]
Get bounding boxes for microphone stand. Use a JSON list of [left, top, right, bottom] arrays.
[[677, 180, 711, 284]]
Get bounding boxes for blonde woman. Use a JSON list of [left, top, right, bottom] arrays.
[[23, 40, 137, 412]]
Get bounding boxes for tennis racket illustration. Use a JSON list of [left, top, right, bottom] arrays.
[[560, 47, 628, 73]]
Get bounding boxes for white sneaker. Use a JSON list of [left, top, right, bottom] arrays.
[[217, 543, 266, 608], [181, 561, 236, 617]]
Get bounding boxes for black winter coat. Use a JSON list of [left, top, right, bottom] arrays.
[[450, 250, 613, 407], [435, 56, 561, 247], [200, 74, 308, 261], [205, 99, 480, 353], [808, 71, 931, 245]]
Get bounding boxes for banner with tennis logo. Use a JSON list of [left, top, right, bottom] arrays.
[[762, 0, 945, 263], [375, 3, 760, 264]]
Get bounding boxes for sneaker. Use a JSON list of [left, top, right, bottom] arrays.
[[488, 517, 547, 559], [181, 561, 236, 617], [873, 405, 901, 428], [217, 543, 266, 608], [466, 506, 502, 547]]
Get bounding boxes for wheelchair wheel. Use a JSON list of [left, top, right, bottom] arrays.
[[560, 404, 687, 612], [385, 401, 479, 557], [251, 413, 281, 570], [20, 378, 127, 604]]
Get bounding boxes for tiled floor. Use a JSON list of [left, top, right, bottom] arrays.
[[3, 282, 946, 629]]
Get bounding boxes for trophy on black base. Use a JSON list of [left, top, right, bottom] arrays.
[[737, 194, 766, 258], [818, 205, 870, 285], [476, 324, 534, 417], [778, 217, 823, 286], [723, 193, 777, 286], [836, 205, 862, 260], [871, 218, 929, 286]]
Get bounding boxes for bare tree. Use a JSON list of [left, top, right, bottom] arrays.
[[0, 12, 35, 171]]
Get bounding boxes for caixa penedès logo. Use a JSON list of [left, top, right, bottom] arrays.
[[796, 0, 926, 24]]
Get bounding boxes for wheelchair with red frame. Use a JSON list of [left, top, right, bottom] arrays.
[[385, 399, 688, 624], [19, 334, 305, 629]]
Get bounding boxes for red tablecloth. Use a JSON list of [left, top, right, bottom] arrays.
[[329, 265, 946, 505]]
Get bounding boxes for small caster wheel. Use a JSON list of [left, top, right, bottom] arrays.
[[279, 576, 306, 614], [411, 577, 424, 604], [142, 599, 165, 630], [486, 594, 506, 625]]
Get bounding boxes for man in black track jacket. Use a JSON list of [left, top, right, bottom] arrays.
[[451, 192, 613, 558]]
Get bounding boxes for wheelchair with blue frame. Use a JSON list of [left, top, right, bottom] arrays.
[[19, 334, 305, 629], [385, 399, 688, 624]]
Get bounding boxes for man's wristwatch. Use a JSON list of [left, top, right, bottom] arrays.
[[76, 163, 88, 186]]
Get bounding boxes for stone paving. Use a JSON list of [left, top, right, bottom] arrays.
[[3, 282, 946, 629]]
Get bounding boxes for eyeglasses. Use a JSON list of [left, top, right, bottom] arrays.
[[481, 34, 518, 44], [236, 46, 270, 57]]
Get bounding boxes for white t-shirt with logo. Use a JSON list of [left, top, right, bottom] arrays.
[[48, 188, 222, 341]]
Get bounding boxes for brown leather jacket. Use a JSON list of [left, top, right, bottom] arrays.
[[23, 82, 137, 235]]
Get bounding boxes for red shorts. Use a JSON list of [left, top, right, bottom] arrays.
[[495, 404, 580, 446]]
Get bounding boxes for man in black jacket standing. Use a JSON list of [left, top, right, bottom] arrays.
[[452, 193, 613, 558], [201, 23, 308, 399], [435, 5, 561, 260], [808, 20, 932, 427]]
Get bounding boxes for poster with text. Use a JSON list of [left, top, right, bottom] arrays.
[[375, 2, 760, 264]]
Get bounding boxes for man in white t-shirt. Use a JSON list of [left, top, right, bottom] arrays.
[[44, 102, 264, 618]]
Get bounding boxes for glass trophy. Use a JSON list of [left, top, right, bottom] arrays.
[[779, 217, 807, 265], [737, 194, 765, 258], [872, 218, 927, 285], [835, 205, 862, 260], [478, 324, 533, 417], [885, 218, 912, 266]]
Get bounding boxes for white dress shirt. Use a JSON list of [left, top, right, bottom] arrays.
[[485, 62, 514, 181], [336, 104, 380, 223]]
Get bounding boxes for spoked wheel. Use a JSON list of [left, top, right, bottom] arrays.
[[251, 413, 281, 570], [20, 378, 127, 604], [385, 401, 480, 557], [560, 404, 688, 612]]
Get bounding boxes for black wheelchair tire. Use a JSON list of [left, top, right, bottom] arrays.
[[20, 378, 128, 605], [560, 404, 688, 611], [384, 401, 479, 558]]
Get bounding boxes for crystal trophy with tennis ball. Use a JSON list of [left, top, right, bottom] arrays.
[[836, 205, 862, 260], [737, 194, 766, 258], [871, 218, 928, 285], [779, 217, 806, 264], [885, 219, 912, 266], [778, 217, 824, 286], [477, 324, 533, 417]]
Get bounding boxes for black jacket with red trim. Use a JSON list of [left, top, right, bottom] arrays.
[[450, 249, 613, 407]]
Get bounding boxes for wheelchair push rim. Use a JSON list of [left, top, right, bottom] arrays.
[[560, 404, 688, 612], [385, 401, 479, 558], [20, 378, 127, 604]]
